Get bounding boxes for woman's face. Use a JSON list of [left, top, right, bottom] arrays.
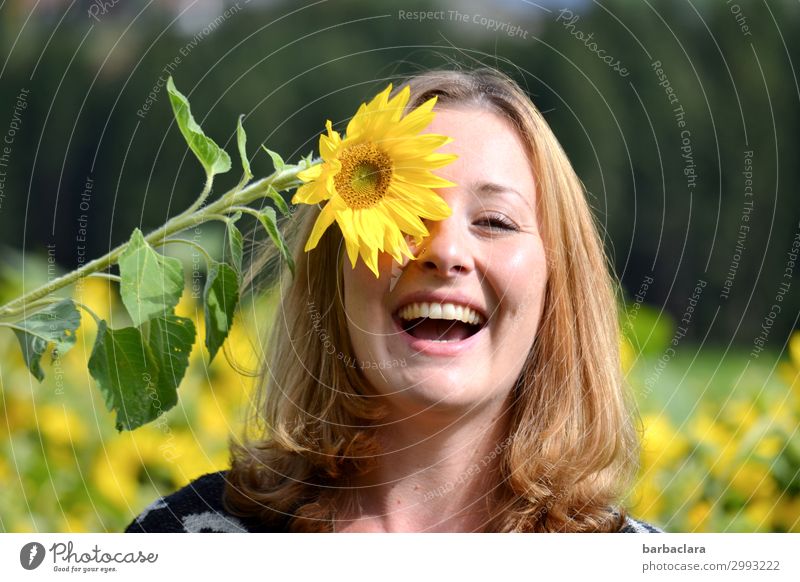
[[342, 106, 548, 417]]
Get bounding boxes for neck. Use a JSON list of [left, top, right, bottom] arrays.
[[335, 398, 512, 532]]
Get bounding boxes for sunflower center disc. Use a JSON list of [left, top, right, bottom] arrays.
[[335, 143, 393, 209]]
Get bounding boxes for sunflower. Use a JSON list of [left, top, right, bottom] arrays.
[[292, 84, 457, 277]]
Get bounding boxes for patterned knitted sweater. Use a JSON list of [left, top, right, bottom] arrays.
[[125, 471, 663, 533]]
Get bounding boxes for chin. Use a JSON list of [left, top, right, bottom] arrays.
[[363, 366, 497, 417]]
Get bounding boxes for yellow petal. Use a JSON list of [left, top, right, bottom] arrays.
[[344, 232, 360, 268], [420, 152, 459, 168], [382, 199, 429, 237], [345, 102, 371, 139], [381, 217, 413, 263], [304, 200, 338, 251], [336, 207, 359, 247], [319, 135, 338, 161], [386, 85, 411, 122], [292, 179, 331, 205], [297, 164, 323, 182], [385, 134, 454, 159], [370, 84, 394, 112], [389, 182, 452, 219], [352, 84, 403, 142], [389, 95, 437, 136], [393, 168, 457, 189], [367, 210, 388, 250], [320, 120, 341, 160], [360, 245, 381, 277]]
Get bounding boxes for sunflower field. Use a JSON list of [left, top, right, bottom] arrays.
[[1, 259, 798, 532], [0, 260, 276, 532], [622, 302, 800, 532]]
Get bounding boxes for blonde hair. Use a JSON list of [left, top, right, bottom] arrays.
[[225, 68, 639, 532]]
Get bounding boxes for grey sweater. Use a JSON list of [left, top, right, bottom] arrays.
[[125, 471, 663, 533]]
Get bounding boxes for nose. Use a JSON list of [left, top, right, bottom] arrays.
[[414, 215, 473, 277]]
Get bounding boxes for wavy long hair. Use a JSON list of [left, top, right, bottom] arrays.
[[224, 68, 639, 532]]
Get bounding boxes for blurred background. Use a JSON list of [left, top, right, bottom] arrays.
[[0, 0, 799, 532]]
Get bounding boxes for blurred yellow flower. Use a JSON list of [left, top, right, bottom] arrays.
[[755, 435, 782, 458], [778, 362, 798, 391], [1, 392, 35, 434], [727, 401, 758, 432], [640, 414, 689, 469], [198, 390, 232, 441], [162, 432, 225, 487], [630, 477, 665, 522], [686, 500, 713, 531], [59, 510, 91, 533], [38, 404, 88, 446], [789, 331, 800, 367], [0, 456, 9, 482], [620, 337, 636, 375], [773, 497, 800, 532], [90, 428, 166, 511], [730, 460, 776, 499], [744, 498, 776, 532], [72, 277, 115, 336], [174, 288, 206, 367], [778, 331, 800, 395], [690, 411, 737, 478]]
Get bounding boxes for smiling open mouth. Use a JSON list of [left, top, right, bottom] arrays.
[[395, 302, 486, 342]]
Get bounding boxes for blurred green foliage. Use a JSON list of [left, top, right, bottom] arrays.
[[1, 0, 798, 345]]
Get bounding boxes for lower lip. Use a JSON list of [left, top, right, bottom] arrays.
[[391, 316, 486, 357]]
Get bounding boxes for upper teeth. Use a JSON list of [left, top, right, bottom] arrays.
[[397, 302, 485, 325]]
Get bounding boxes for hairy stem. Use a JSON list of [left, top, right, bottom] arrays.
[[0, 162, 310, 319]]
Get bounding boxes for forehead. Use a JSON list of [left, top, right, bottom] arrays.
[[422, 106, 536, 206], [425, 105, 527, 150]]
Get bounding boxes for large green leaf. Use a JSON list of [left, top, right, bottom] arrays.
[[119, 228, 184, 327], [203, 262, 240, 363], [148, 313, 196, 414], [12, 299, 81, 381], [167, 77, 231, 178], [88, 320, 161, 431], [257, 207, 295, 275]]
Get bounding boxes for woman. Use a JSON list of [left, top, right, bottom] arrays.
[[126, 68, 661, 533]]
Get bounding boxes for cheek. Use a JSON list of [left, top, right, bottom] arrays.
[[496, 242, 548, 325], [342, 258, 391, 333]]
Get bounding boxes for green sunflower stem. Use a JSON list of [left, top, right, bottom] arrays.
[[0, 162, 313, 320], [182, 172, 215, 216]]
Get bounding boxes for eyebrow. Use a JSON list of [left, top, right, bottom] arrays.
[[471, 181, 533, 210]]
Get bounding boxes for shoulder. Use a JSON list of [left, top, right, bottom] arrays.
[[618, 515, 664, 533], [125, 471, 276, 533]]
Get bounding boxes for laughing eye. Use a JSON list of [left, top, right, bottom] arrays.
[[475, 213, 518, 232]]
